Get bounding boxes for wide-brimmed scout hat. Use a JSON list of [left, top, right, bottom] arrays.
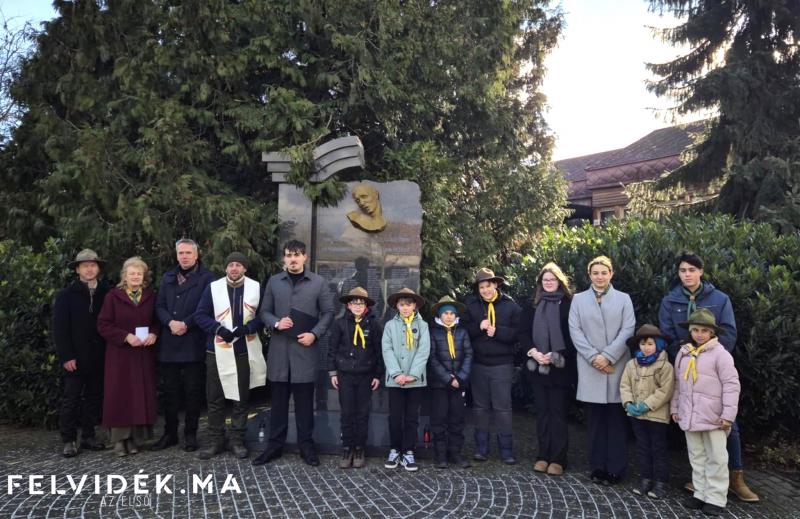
[[626, 324, 667, 349], [473, 267, 506, 287], [339, 286, 376, 307], [387, 287, 425, 308], [431, 295, 466, 316], [679, 308, 720, 334], [68, 249, 105, 269]]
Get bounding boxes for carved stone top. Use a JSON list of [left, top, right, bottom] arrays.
[[263, 135, 365, 183]]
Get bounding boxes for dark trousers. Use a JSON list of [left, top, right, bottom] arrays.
[[267, 381, 315, 450], [532, 383, 569, 466], [59, 372, 103, 443], [430, 387, 466, 458], [728, 419, 743, 470], [206, 352, 250, 443], [630, 418, 668, 482], [585, 402, 628, 477], [338, 373, 373, 448], [471, 363, 513, 434], [388, 387, 423, 452], [161, 361, 204, 437]]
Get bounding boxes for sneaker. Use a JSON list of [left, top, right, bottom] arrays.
[[648, 481, 668, 499], [385, 449, 400, 469], [62, 441, 78, 458], [401, 451, 418, 472], [633, 478, 652, 496]]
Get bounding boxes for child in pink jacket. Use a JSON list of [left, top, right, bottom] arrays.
[[671, 309, 740, 517]]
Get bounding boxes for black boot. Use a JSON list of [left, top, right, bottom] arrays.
[[434, 441, 448, 469], [197, 440, 226, 460], [151, 433, 178, 451], [497, 433, 516, 465], [473, 430, 489, 461], [339, 448, 354, 469], [252, 445, 282, 466], [184, 433, 198, 452]]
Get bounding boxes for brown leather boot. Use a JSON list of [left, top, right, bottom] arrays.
[[729, 470, 759, 502]]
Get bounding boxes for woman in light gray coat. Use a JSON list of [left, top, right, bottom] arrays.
[[568, 256, 635, 485]]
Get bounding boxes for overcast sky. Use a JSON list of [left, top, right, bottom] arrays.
[[3, 0, 701, 161]]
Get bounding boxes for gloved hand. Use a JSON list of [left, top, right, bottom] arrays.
[[625, 403, 642, 417], [633, 401, 649, 415], [217, 327, 235, 342], [233, 326, 248, 338]]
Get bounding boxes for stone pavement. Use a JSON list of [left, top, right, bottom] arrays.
[[1, 411, 797, 518]]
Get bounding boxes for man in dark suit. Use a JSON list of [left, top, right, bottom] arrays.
[[52, 249, 111, 457], [152, 238, 214, 452]]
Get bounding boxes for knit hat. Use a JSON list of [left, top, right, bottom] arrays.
[[225, 251, 249, 269], [679, 308, 720, 334], [473, 267, 506, 286], [626, 324, 667, 349], [339, 286, 376, 307], [387, 287, 425, 308], [68, 249, 106, 268], [431, 295, 465, 317]]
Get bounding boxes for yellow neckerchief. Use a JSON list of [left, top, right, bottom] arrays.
[[443, 323, 456, 359], [353, 314, 366, 349], [126, 287, 141, 305], [403, 313, 416, 349], [683, 341, 710, 383], [482, 291, 498, 327]]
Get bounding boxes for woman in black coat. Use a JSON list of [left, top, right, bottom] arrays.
[[518, 262, 576, 476]]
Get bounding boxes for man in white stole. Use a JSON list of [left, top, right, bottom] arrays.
[[194, 252, 266, 460]]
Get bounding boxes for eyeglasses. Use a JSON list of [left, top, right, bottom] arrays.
[[348, 301, 367, 306]]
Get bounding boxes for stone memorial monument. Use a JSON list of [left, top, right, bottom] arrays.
[[251, 136, 423, 454]]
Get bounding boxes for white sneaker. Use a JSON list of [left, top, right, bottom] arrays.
[[385, 448, 400, 469], [401, 450, 418, 472]]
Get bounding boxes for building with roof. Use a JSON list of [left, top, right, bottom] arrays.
[[556, 122, 705, 224]]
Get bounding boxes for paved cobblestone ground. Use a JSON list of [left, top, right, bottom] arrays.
[[1, 412, 797, 518]]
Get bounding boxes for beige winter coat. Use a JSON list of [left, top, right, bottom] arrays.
[[619, 350, 674, 424]]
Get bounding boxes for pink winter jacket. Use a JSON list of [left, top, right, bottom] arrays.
[[670, 338, 740, 433]]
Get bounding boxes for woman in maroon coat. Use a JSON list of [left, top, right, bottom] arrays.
[[97, 256, 159, 456]]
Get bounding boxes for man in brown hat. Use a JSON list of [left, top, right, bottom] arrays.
[[52, 249, 111, 457], [327, 287, 384, 468], [462, 267, 521, 464]]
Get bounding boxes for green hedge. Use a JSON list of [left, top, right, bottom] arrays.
[[0, 239, 69, 427], [506, 215, 800, 441]]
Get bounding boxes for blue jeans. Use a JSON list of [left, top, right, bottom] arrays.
[[727, 419, 743, 470]]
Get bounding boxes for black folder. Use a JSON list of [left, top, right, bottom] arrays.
[[287, 308, 319, 337]]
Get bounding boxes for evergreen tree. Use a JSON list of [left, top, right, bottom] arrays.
[[0, 0, 566, 293], [646, 0, 800, 231]]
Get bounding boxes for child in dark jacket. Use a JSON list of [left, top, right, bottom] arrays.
[[428, 296, 473, 469], [327, 287, 384, 468]]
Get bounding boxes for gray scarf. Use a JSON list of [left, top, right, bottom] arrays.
[[532, 291, 566, 375], [533, 291, 566, 355]]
